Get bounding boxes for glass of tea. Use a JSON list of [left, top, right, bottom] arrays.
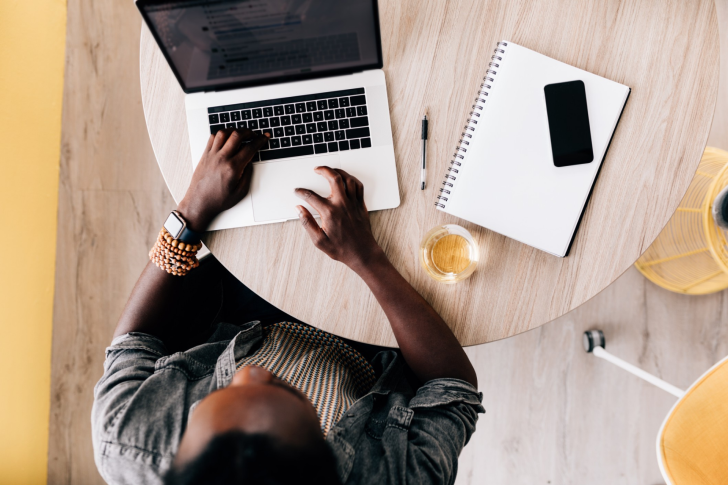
[[419, 224, 479, 283]]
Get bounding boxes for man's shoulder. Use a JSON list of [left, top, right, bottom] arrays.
[[329, 352, 485, 484], [92, 323, 264, 484]]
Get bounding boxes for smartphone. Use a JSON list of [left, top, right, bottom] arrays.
[[544, 80, 593, 167]]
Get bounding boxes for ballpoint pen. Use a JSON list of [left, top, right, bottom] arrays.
[[421, 115, 428, 190]]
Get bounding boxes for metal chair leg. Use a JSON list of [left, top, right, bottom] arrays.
[[583, 330, 685, 398]]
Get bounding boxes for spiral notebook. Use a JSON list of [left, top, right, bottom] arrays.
[[435, 41, 630, 257]]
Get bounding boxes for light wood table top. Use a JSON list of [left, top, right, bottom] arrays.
[[140, 0, 719, 347]]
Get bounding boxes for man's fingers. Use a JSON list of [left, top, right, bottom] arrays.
[[231, 133, 269, 165], [204, 133, 215, 154], [296, 205, 328, 248], [356, 178, 364, 203], [227, 133, 269, 175], [339, 168, 365, 206], [240, 132, 270, 156], [314, 166, 347, 200], [219, 128, 256, 158], [333, 169, 363, 201], [235, 160, 254, 199], [211, 129, 233, 152], [294, 188, 330, 215]]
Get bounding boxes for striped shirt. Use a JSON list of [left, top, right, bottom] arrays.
[[236, 322, 376, 436]]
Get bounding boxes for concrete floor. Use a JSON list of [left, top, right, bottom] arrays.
[[48, 1, 728, 483]]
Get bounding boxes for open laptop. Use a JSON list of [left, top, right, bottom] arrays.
[[137, 0, 400, 230]]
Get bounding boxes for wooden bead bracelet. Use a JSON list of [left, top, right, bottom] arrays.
[[159, 228, 201, 253], [149, 228, 201, 276]]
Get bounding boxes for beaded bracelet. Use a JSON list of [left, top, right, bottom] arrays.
[[149, 228, 201, 276]]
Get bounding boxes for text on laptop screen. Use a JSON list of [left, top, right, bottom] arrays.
[[140, 0, 381, 92]]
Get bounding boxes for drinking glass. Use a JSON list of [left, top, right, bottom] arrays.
[[419, 224, 479, 283]]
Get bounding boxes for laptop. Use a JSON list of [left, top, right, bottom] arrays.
[[137, 0, 400, 230]]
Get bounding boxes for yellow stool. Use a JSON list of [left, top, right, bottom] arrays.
[[583, 330, 728, 485], [635, 147, 728, 294], [658, 356, 728, 485]]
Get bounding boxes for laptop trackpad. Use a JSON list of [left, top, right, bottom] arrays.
[[251, 154, 342, 222]]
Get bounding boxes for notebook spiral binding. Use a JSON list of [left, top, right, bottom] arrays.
[[435, 41, 508, 209]]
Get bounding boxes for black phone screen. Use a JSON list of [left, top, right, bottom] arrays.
[[544, 80, 594, 167]]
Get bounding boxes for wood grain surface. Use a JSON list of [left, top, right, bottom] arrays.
[[47, 0, 177, 482], [456, 266, 728, 485], [141, 0, 720, 347], [48, 1, 728, 481]]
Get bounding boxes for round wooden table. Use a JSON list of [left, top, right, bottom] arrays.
[[140, 0, 719, 347]]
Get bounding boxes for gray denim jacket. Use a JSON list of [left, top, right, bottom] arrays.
[[92, 321, 484, 485]]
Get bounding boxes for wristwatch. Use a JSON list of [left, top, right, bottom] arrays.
[[163, 210, 202, 244]]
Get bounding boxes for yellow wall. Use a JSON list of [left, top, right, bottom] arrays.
[[0, 0, 66, 483]]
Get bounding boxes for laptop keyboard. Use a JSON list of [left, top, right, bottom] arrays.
[[208, 88, 371, 162]]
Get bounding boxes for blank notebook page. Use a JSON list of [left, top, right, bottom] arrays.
[[442, 42, 630, 257]]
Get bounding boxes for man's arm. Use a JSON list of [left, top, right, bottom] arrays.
[[113, 128, 268, 341], [295, 167, 477, 388]]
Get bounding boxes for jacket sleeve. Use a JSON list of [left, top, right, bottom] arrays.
[[382, 378, 485, 485], [91, 332, 170, 485]]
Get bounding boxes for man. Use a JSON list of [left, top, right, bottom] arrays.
[[92, 128, 484, 484]]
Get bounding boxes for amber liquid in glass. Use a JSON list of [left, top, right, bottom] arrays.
[[420, 225, 478, 283], [431, 234, 471, 274]]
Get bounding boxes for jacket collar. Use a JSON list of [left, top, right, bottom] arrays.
[[213, 321, 264, 389]]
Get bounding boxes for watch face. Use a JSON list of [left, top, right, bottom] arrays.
[[164, 213, 184, 238]]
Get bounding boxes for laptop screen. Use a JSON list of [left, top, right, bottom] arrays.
[[138, 0, 382, 93]]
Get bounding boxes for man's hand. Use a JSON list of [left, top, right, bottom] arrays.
[[294, 166, 477, 387], [177, 128, 269, 231], [294, 167, 383, 271]]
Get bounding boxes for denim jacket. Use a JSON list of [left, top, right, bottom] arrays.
[[92, 321, 484, 485]]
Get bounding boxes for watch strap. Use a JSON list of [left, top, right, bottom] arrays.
[[177, 225, 202, 244]]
